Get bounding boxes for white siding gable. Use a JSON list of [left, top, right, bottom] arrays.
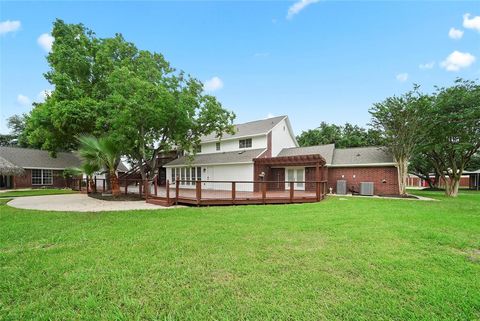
[[270, 117, 298, 157]]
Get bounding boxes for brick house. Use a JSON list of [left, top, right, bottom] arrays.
[[164, 116, 399, 196], [0, 146, 128, 189]]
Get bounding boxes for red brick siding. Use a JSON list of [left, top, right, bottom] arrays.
[[14, 169, 68, 189], [327, 166, 399, 195]]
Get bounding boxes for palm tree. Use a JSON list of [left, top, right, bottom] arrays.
[[65, 162, 100, 192], [77, 135, 122, 196]]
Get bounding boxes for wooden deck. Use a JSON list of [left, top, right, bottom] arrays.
[[146, 180, 327, 207]]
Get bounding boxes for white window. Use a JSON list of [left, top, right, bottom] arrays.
[[216, 142, 221, 151], [285, 167, 305, 190], [32, 169, 53, 185], [195, 145, 201, 153], [239, 138, 252, 148]]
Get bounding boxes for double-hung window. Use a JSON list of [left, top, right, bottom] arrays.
[[216, 142, 221, 151], [32, 169, 53, 185], [239, 138, 252, 149]]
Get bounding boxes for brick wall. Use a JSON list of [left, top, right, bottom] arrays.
[[327, 166, 399, 195], [14, 169, 68, 189]]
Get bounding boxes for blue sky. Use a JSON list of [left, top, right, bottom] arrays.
[[1, 1, 479, 135]]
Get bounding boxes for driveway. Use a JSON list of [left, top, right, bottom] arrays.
[[7, 194, 177, 212]]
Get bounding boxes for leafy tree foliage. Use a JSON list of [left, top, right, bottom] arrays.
[[369, 86, 431, 196], [0, 114, 27, 146], [22, 19, 235, 178], [419, 79, 480, 197], [297, 122, 384, 148]]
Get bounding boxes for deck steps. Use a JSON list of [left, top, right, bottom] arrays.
[[146, 197, 175, 207]]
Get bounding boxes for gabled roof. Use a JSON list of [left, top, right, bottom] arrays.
[[277, 144, 394, 167], [0, 146, 129, 172], [201, 116, 287, 142], [165, 148, 265, 167], [278, 144, 335, 164], [0, 146, 82, 170], [332, 146, 394, 166]]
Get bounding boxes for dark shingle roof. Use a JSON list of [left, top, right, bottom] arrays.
[[0, 146, 82, 169], [278, 144, 394, 166], [278, 144, 335, 164], [165, 148, 265, 166], [201, 116, 286, 142], [0, 146, 129, 172], [332, 146, 394, 166]]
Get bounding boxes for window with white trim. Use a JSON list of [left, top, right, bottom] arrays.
[[31, 169, 53, 185], [216, 142, 221, 151], [239, 138, 252, 148]]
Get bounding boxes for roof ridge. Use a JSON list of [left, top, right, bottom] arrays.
[[232, 115, 286, 127]]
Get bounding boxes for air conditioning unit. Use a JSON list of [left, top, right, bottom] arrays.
[[336, 180, 347, 195], [360, 182, 374, 196]]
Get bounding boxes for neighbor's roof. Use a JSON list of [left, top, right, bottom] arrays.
[[278, 144, 336, 164], [0, 146, 129, 172], [0, 155, 25, 176], [0, 146, 82, 170], [201, 116, 286, 142], [165, 148, 265, 166], [331, 146, 394, 166]]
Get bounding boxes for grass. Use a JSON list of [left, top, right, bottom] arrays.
[[0, 190, 479, 320], [0, 188, 77, 198]]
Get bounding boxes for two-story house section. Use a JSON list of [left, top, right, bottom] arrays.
[[164, 115, 399, 195], [164, 116, 298, 190]]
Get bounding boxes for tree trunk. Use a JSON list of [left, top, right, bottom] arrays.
[[110, 170, 120, 197], [88, 176, 95, 192], [433, 173, 440, 189], [397, 158, 408, 196], [445, 175, 460, 197]]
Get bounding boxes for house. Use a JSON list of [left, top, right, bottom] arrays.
[[164, 116, 399, 195], [0, 147, 128, 189]]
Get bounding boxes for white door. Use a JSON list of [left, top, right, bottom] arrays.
[[285, 168, 305, 190]]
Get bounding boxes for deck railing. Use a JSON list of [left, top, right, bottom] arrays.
[[146, 178, 328, 206]]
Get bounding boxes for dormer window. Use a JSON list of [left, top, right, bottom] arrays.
[[216, 142, 221, 151], [239, 138, 252, 148]]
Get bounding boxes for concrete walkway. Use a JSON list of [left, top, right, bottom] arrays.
[[7, 194, 178, 212]]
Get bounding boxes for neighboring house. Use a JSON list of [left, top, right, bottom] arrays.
[[0, 147, 128, 189], [164, 116, 399, 195]]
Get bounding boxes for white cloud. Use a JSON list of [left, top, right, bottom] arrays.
[[37, 33, 54, 52], [463, 13, 480, 32], [0, 20, 21, 35], [17, 94, 31, 107], [36, 89, 52, 102], [448, 27, 464, 39], [396, 73, 408, 82], [203, 76, 224, 92], [419, 61, 435, 70], [440, 51, 476, 71], [266, 113, 275, 119], [287, 0, 320, 19]]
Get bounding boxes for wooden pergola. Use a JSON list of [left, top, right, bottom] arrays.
[[253, 154, 326, 180]]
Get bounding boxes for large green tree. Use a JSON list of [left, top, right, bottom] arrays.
[[297, 122, 384, 148], [420, 79, 480, 197], [22, 19, 235, 179], [369, 86, 431, 196]]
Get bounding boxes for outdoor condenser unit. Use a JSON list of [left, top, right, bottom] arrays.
[[336, 180, 347, 195], [359, 182, 374, 196]]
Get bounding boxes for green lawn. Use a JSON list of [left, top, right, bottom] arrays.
[[0, 188, 77, 198], [0, 191, 479, 320]]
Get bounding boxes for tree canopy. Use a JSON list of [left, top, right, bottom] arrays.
[[21, 19, 235, 177], [296, 122, 384, 148]]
